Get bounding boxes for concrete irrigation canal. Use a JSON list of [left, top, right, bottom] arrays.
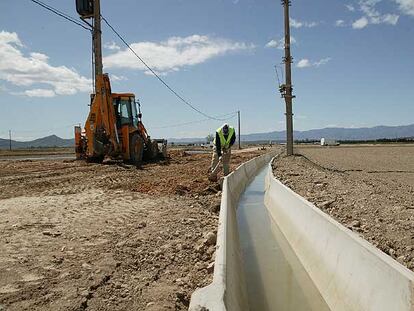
[[190, 151, 414, 311], [237, 166, 329, 311]]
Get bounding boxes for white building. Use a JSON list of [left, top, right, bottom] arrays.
[[321, 138, 339, 146]]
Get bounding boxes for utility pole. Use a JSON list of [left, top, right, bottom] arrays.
[[9, 130, 11, 151], [238, 110, 241, 149], [93, 0, 103, 92], [280, 0, 295, 156]]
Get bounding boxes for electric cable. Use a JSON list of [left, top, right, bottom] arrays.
[[27, 1, 236, 124], [152, 112, 237, 129], [29, 0, 92, 31], [274, 65, 281, 86], [101, 15, 233, 122]]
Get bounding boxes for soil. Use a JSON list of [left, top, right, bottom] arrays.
[[273, 145, 414, 271], [0, 148, 73, 157], [0, 147, 267, 311]]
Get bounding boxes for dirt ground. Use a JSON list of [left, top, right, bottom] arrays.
[[273, 145, 414, 270], [0, 148, 73, 157], [0, 148, 267, 311]]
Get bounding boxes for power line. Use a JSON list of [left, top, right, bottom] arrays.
[[27, 0, 95, 94], [29, 0, 92, 31], [27, 1, 234, 123], [100, 15, 231, 122], [152, 112, 237, 129], [274, 65, 281, 86]]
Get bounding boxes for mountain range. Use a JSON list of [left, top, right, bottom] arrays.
[[1, 124, 413, 148], [0, 135, 74, 149], [169, 123, 414, 143]]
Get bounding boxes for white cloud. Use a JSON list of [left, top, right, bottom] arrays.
[[265, 36, 297, 49], [351, 0, 400, 29], [265, 39, 278, 48], [296, 57, 331, 68], [352, 16, 370, 28], [314, 57, 332, 67], [104, 35, 254, 74], [104, 41, 121, 50], [382, 13, 400, 24], [297, 59, 311, 68], [0, 31, 23, 46], [0, 31, 91, 97], [394, 0, 414, 16], [290, 18, 318, 28], [335, 19, 346, 27], [346, 4, 356, 11], [24, 88, 56, 97], [110, 74, 127, 82]]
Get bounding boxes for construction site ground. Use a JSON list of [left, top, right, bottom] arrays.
[[0, 147, 268, 311], [273, 144, 414, 271]]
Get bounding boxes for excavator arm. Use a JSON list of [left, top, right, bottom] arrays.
[[84, 74, 119, 159]]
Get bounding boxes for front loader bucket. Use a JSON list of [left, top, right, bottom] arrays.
[[154, 139, 168, 158]]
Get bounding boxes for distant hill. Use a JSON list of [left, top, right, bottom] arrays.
[[0, 135, 74, 149], [241, 124, 414, 142], [169, 124, 414, 144], [1, 124, 413, 148]]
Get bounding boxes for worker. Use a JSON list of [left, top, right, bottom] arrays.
[[209, 123, 236, 181]]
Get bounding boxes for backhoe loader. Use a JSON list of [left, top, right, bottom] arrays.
[[74, 0, 166, 165]]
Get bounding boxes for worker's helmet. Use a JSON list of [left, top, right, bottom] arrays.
[[222, 123, 229, 135]]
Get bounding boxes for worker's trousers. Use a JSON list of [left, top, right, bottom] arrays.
[[210, 147, 231, 178]]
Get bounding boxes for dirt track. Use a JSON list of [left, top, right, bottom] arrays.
[[273, 145, 414, 271], [0, 148, 267, 311]]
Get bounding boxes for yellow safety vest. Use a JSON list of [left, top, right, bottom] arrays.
[[214, 126, 235, 149]]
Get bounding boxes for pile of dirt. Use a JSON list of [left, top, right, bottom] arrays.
[[0, 148, 267, 310], [0, 149, 265, 200], [273, 145, 414, 271]]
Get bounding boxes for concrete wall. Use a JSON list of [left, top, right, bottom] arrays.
[[189, 151, 277, 311], [265, 161, 414, 311]]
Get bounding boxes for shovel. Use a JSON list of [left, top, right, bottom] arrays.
[[208, 156, 222, 181]]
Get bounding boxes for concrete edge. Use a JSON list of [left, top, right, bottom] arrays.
[[265, 158, 414, 311], [189, 150, 277, 311]]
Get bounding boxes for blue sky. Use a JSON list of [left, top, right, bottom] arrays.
[[0, 0, 413, 140]]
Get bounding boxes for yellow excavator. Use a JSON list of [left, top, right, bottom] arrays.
[[74, 0, 166, 165]]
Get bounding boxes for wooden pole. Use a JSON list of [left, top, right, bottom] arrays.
[[93, 0, 103, 93], [238, 110, 241, 149], [282, 0, 294, 156]]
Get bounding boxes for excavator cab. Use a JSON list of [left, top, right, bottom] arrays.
[[113, 94, 138, 129], [111, 93, 167, 165]]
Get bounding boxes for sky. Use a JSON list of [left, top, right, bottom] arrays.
[[0, 0, 413, 140]]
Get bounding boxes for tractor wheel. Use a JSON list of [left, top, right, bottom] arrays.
[[144, 140, 159, 161], [150, 141, 159, 159], [130, 134, 144, 166], [86, 156, 104, 163]]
